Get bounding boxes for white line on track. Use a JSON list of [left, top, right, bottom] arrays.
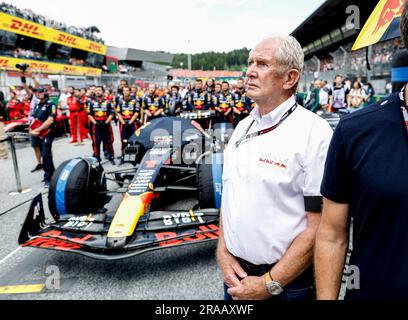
[[0, 247, 22, 266]]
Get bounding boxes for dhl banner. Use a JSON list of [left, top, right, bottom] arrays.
[[352, 0, 404, 51], [0, 56, 102, 77], [0, 12, 107, 55]]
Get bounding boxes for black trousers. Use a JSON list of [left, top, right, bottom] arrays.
[[119, 123, 136, 156], [36, 134, 55, 182], [92, 123, 114, 161]]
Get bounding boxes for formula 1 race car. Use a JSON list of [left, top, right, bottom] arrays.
[[18, 112, 233, 260], [4, 117, 30, 142]]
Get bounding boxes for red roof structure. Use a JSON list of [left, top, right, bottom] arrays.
[[171, 69, 243, 79]]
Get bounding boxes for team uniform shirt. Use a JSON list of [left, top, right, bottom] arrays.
[[7, 99, 23, 120], [321, 92, 408, 299], [185, 90, 212, 111], [213, 91, 234, 112], [142, 94, 165, 114], [116, 97, 141, 123], [213, 91, 234, 122], [67, 96, 83, 113], [221, 95, 333, 265], [232, 90, 252, 115], [87, 99, 113, 122], [23, 98, 31, 117]]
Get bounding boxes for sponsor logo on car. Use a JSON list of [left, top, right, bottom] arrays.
[[62, 215, 95, 230], [155, 224, 219, 247], [163, 212, 205, 226], [22, 230, 92, 251]]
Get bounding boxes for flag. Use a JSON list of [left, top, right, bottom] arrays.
[[352, 0, 404, 51]]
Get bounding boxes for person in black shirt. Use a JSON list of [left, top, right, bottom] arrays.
[[212, 81, 234, 124], [315, 2, 408, 300], [0, 91, 6, 121], [232, 78, 252, 127], [164, 85, 183, 116], [116, 86, 141, 163], [205, 78, 215, 96], [29, 88, 57, 187], [142, 83, 165, 122], [87, 86, 115, 163]]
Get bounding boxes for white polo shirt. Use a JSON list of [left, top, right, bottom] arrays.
[[221, 95, 333, 265]]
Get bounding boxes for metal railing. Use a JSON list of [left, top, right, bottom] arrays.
[[0, 135, 31, 195]]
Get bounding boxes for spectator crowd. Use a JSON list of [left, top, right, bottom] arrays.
[[0, 2, 105, 44], [303, 74, 376, 113]]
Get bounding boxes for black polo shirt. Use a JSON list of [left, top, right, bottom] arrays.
[[32, 99, 57, 132], [321, 92, 408, 300]]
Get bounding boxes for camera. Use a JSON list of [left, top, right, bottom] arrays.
[[16, 63, 30, 72]]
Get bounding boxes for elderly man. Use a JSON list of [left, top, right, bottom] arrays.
[[217, 35, 333, 300], [315, 3, 408, 300]]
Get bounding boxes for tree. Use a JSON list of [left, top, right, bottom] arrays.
[[171, 48, 250, 71]]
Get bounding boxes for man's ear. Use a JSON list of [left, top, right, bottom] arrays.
[[282, 69, 300, 91]]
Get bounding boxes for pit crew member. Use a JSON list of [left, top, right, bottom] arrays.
[[87, 86, 115, 163]]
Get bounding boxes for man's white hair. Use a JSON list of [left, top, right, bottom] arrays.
[[261, 35, 304, 75]]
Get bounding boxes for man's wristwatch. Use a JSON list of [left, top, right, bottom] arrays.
[[264, 271, 284, 296]]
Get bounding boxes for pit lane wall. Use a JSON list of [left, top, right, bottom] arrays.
[[0, 12, 107, 55]]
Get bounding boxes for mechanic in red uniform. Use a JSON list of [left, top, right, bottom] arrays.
[[212, 81, 234, 124], [7, 89, 24, 120], [23, 96, 31, 117], [79, 88, 90, 139], [87, 86, 115, 163], [116, 85, 141, 164], [67, 88, 87, 143], [105, 89, 115, 102]]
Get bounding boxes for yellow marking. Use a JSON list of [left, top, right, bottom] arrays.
[[107, 194, 145, 238], [0, 284, 45, 294], [189, 209, 196, 222]]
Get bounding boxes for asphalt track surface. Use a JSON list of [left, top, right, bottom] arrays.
[[0, 124, 223, 300]]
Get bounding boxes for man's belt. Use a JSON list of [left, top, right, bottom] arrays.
[[236, 257, 276, 277]]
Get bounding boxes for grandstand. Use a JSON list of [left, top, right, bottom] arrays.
[[104, 46, 173, 87], [292, 0, 401, 95], [0, 3, 108, 95], [0, 2, 174, 94]]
